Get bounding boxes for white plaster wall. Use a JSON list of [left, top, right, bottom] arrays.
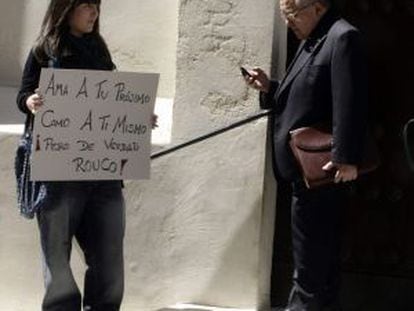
[[100, 1, 178, 98], [0, 87, 22, 124], [0, 1, 32, 86], [173, 0, 276, 142]]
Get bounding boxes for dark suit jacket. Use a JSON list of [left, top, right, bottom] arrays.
[[261, 10, 368, 181]]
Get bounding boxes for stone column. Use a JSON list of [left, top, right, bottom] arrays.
[[158, 0, 284, 309]]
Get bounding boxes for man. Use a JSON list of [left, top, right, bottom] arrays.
[[244, 0, 368, 310]]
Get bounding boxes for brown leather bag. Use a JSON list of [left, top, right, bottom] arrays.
[[289, 125, 380, 189]]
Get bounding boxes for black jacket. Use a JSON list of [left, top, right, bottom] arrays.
[[261, 11, 368, 181], [17, 33, 115, 118]]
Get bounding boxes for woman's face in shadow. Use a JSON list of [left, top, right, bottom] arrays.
[[68, 3, 99, 37]]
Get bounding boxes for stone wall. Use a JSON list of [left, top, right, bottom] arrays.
[[169, 0, 278, 308]]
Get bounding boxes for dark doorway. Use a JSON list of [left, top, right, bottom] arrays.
[[270, 1, 414, 310]]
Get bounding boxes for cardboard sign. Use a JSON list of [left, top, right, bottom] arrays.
[[31, 69, 159, 181]]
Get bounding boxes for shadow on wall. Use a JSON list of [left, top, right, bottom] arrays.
[[162, 122, 270, 309], [0, 0, 25, 86], [0, 0, 25, 125]]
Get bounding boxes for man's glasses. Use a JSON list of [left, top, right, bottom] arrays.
[[281, 1, 318, 21]]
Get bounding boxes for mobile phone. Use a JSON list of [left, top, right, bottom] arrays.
[[240, 67, 252, 78]]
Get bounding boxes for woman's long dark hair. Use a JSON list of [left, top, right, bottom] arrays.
[[33, 0, 112, 64]]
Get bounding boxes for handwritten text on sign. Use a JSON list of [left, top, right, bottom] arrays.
[[31, 69, 159, 181]]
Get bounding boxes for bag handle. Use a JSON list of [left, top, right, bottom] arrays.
[[403, 119, 414, 171]]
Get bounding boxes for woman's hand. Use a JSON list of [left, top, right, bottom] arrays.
[[243, 67, 270, 93], [151, 114, 158, 129], [26, 88, 44, 114]]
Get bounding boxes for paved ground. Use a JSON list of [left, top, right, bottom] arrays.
[[159, 305, 255, 311]]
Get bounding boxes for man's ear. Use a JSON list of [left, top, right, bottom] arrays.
[[314, 1, 328, 17]]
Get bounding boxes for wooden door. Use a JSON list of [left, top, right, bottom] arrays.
[[271, 1, 414, 309]]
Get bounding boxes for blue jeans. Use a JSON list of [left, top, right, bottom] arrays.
[[36, 181, 125, 311]]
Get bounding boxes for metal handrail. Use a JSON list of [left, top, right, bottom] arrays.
[[150, 110, 271, 160]]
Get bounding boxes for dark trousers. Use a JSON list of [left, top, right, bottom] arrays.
[[37, 181, 125, 311], [287, 181, 346, 311]]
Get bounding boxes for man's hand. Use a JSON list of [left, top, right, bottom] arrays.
[[26, 88, 43, 114], [322, 161, 358, 183], [243, 67, 270, 93]]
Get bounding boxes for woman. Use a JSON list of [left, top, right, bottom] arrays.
[[17, 1, 138, 310]]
